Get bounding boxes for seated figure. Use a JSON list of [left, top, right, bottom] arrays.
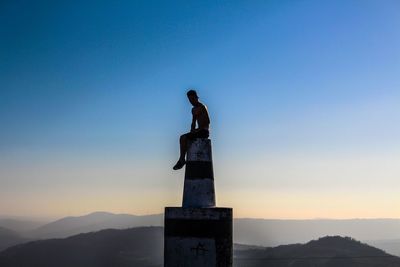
[[173, 89, 210, 170]]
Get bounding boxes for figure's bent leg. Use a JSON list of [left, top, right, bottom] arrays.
[[179, 134, 188, 161], [173, 133, 188, 170]]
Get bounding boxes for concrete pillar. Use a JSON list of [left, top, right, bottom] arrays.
[[165, 138, 233, 267], [182, 138, 216, 208]]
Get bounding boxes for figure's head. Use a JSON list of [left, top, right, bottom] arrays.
[[186, 89, 199, 106]]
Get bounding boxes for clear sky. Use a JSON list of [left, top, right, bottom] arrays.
[[1, 0, 399, 219]]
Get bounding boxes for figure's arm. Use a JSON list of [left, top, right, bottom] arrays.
[[190, 109, 196, 132], [203, 105, 210, 125]]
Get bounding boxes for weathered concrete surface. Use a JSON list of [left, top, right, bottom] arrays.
[[187, 138, 212, 162], [164, 207, 233, 267], [182, 179, 215, 208], [182, 138, 216, 208], [165, 237, 216, 267]]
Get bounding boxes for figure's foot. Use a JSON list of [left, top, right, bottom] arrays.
[[173, 159, 186, 170]]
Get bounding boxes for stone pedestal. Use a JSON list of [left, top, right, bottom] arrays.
[[164, 207, 232, 267], [165, 138, 233, 267]]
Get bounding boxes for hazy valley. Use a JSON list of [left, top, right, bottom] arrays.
[[1, 212, 400, 266]]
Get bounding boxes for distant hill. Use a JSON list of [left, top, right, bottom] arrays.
[[0, 219, 45, 233], [234, 218, 400, 250], [0, 227, 29, 252], [0, 227, 163, 267], [1, 227, 399, 267], [28, 211, 163, 239], [235, 236, 400, 267]]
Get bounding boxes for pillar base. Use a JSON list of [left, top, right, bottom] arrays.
[[164, 207, 233, 267]]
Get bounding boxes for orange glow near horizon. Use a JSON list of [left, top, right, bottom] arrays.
[[2, 188, 399, 220]]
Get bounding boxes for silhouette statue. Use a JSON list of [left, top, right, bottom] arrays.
[[173, 89, 210, 170]]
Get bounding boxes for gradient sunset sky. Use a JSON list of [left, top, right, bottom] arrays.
[[1, 0, 399, 219]]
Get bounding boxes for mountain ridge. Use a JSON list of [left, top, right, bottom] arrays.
[[28, 211, 163, 239], [0, 227, 29, 252], [235, 236, 400, 267], [2, 212, 399, 256]]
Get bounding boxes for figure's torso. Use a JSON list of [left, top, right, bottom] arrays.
[[192, 103, 210, 130]]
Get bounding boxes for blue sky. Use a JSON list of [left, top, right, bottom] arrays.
[[1, 0, 399, 219]]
